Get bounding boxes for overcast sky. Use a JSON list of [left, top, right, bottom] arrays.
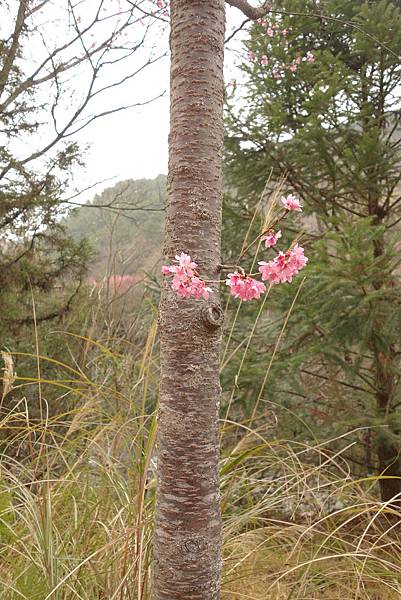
[[73, 5, 247, 202]]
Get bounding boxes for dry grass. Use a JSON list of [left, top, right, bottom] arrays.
[[1, 333, 401, 599], [221, 434, 401, 600]]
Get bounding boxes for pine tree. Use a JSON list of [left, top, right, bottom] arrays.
[[225, 0, 401, 503]]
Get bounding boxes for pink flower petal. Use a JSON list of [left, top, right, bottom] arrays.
[[281, 194, 303, 212]]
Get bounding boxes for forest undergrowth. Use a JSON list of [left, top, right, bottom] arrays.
[[0, 316, 400, 600]]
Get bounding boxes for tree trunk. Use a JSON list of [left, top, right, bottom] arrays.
[[371, 235, 401, 506], [152, 1, 225, 599], [375, 347, 401, 506], [377, 438, 401, 505]]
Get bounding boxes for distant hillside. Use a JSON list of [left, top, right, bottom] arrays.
[[65, 175, 165, 283]]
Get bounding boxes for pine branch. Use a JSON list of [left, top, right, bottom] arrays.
[[225, 2, 400, 58]]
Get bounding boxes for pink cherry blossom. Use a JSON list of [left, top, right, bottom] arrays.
[[306, 51, 315, 63], [171, 276, 192, 298], [258, 244, 308, 285], [162, 253, 212, 300], [247, 50, 255, 62], [281, 194, 303, 212], [175, 252, 198, 273], [266, 27, 274, 37], [260, 54, 269, 66], [273, 68, 281, 79], [156, 0, 166, 8], [172, 275, 212, 300], [226, 272, 266, 301], [282, 28, 289, 36], [188, 277, 213, 300], [262, 229, 282, 248]]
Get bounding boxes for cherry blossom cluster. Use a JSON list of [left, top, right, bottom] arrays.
[[258, 244, 308, 285], [246, 19, 315, 79], [225, 195, 307, 299], [162, 194, 308, 302], [90, 274, 140, 294], [162, 253, 212, 300], [256, 18, 291, 37], [225, 272, 266, 301]]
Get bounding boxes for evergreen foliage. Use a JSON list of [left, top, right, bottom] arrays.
[[224, 0, 401, 493], [0, 4, 89, 336]]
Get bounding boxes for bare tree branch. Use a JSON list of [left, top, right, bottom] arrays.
[[225, 0, 272, 20], [65, 199, 164, 212], [225, 17, 250, 44], [0, 4, 166, 181], [0, 0, 27, 95]]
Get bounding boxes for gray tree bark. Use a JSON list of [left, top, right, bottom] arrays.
[[152, 1, 225, 599]]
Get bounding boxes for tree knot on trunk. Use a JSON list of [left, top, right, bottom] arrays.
[[182, 535, 207, 556], [201, 303, 223, 330]]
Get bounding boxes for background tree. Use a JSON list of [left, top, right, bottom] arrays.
[[0, 0, 166, 459], [0, 0, 164, 338], [224, 0, 401, 502]]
